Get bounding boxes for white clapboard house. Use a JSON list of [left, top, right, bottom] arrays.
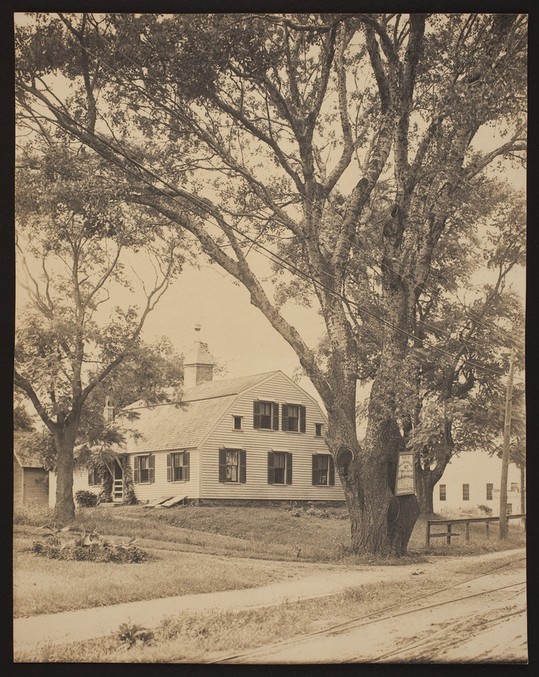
[[52, 330, 344, 506]]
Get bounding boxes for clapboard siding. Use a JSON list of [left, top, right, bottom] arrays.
[[200, 372, 344, 501], [128, 448, 200, 502]]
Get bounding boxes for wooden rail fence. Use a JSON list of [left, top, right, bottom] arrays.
[[425, 514, 526, 547]]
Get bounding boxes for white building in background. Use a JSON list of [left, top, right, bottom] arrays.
[[432, 451, 524, 517]]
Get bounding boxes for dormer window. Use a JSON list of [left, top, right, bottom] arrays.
[[253, 401, 279, 430], [282, 404, 306, 432]]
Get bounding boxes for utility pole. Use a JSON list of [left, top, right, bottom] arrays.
[[499, 342, 516, 540]]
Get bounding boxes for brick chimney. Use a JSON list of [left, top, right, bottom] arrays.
[[183, 324, 215, 389]]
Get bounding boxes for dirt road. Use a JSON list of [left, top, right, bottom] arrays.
[[214, 558, 527, 664]]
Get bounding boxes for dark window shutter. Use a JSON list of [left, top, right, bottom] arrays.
[[282, 404, 288, 431], [167, 454, 172, 482], [184, 452, 190, 482], [219, 448, 227, 482], [329, 455, 335, 486], [239, 449, 246, 483], [272, 402, 279, 430], [253, 401, 261, 429], [88, 470, 93, 486], [312, 456, 317, 486], [149, 454, 155, 483], [286, 453, 293, 485], [300, 406, 306, 433], [267, 451, 275, 484], [134, 458, 140, 484]]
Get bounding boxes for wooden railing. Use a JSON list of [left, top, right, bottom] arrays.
[[425, 514, 526, 547]]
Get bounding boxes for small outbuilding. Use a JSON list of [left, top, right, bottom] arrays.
[[14, 446, 49, 508]]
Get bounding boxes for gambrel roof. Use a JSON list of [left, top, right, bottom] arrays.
[[118, 371, 280, 453]]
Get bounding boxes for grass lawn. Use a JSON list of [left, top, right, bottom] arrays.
[[15, 552, 525, 663], [14, 503, 525, 619]]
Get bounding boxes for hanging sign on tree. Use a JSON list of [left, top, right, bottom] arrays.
[[395, 453, 416, 496]]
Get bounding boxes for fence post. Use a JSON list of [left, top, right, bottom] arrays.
[[446, 523, 452, 545], [465, 522, 470, 542], [425, 521, 430, 548], [485, 521, 490, 538]]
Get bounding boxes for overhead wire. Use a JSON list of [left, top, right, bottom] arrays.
[[15, 19, 525, 384], [49, 14, 523, 345]]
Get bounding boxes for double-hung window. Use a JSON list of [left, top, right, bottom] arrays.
[[268, 451, 292, 485], [134, 455, 155, 484], [486, 483, 493, 501], [219, 448, 246, 483], [439, 484, 447, 501], [167, 451, 190, 482], [253, 401, 279, 430], [462, 483, 470, 501], [282, 404, 306, 432], [88, 468, 101, 486], [312, 454, 335, 486]]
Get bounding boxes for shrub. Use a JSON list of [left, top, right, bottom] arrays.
[[30, 527, 149, 564], [477, 504, 493, 516], [75, 490, 99, 507], [116, 623, 154, 648]]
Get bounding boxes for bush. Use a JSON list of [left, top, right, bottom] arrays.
[[115, 623, 154, 649], [30, 527, 149, 563], [75, 490, 99, 507]]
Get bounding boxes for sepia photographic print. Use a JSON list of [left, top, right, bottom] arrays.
[[13, 10, 527, 664]]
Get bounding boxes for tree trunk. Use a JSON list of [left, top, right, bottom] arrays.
[[327, 377, 419, 557], [415, 467, 436, 516], [335, 279, 420, 556], [415, 452, 450, 517], [53, 425, 77, 523]]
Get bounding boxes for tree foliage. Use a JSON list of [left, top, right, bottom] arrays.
[[15, 136, 184, 521]]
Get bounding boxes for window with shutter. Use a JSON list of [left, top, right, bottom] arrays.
[[134, 455, 152, 483], [282, 404, 306, 432], [269, 452, 292, 484], [169, 452, 189, 482], [219, 449, 244, 483], [88, 468, 101, 486], [312, 454, 333, 485], [254, 401, 276, 429]]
